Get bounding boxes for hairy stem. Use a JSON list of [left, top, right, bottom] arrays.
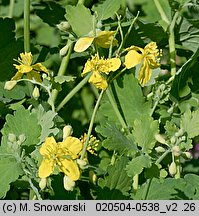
[[80, 90, 104, 160], [51, 42, 73, 104], [106, 88, 127, 129], [8, 0, 15, 18], [24, 0, 30, 52], [153, 0, 170, 24], [56, 74, 91, 112]]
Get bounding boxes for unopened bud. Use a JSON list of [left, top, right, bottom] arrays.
[[32, 86, 40, 100], [155, 134, 166, 144], [182, 152, 192, 160], [170, 136, 176, 144], [4, 80, 17, 90], [8, 133, 16, 143], [76, 159, 87, 169], [169, 162, 177, 176], [60, 44, 69, 56], [56, 21, 71, 32], [63, 125, 73, 140], [63, 175, 75, 191], [175, 128, 184, 137], [18, 134, 26, 143], [39, 178, 47, 190], [89, 171, 97, 185], [155, 146, 166, 153], [172, 146, 181, 157]]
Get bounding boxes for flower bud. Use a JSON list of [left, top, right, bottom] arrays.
[[76, 159, 87, 169], [182, 152, 192, 160], [32, 86, 40, 100], [170, 136, 176, 145], [63, 175, 75, 191], [56, 21, 71, 32], [155, 146, 166, 153], [172, 146, 181, 157], [63, 125, 73, 140], [169, 161, 177, 176], [175, 128, 184, 137], [155, 134, 166, 144], [60, 44, 69, 56], [18, 134, 26, 143], [4, 80, 17, 90], [8, 133, 16, 143], [39, 178, 47, 190], [89, 171, 97, 185]]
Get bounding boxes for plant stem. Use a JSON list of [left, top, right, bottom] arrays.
[[174, 156, 181, 179], [51, 42, 73, 104], [106, 88, 127, 129], [169, 11, 179, 76], [28, 179, 42, 200], [80, 90, 104, 160], [155, 149, 171, 165], [17, 79, 55, 112], [8, 0, 15, 18], [142, 178, 152, 200], [24, 0, 30, 52], [56, 74, 91, 112], [153, 0, 170, 25]]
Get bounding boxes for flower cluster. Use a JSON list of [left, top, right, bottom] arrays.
[[75, 29, 161, 89], [12, 52, 48, 82]]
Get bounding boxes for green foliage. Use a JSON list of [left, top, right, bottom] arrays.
[[132, 116, 159, 153], [97, 156, 132, 199], [181, 109, 199, 138], [0, 158, 23, 198], [1, 106, 41, 147], [96, 120, 137, 155], [92, 0, 121, 21], [65, 4, 93, 37], [126, 155, 152, 177]]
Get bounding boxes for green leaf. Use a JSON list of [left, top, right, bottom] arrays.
[[132, 116, 159, 153], [98, 72, 151, 127], [0, 158, 23, 198], [181, 109, 199, 138], [92, 0, 121, 21], [33, 1, 66, 26], [183, 174, 199, 199], [54, 75, 76, 84], [96, 120, 138, 155], [32, 105, 59, 143], [170, 47, 199, 100], [65, 4, 93, 37], [1, 106, 41, 147], [133, 178, 186, 200], [126, 155, 152, 177], [176, 16, 199, 52], [97, 156, 132, 199]]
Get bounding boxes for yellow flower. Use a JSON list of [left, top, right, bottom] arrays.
[[82, 54, 121, 90], [38, 136, 82, 181], [74, 30, 118, 53], [124, 42, 160, 86], [11, 52, 48, 82]]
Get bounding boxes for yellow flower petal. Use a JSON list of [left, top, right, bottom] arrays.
[[33, 63, 48, 74], [60, 159, 80, 181], [89, 71, 108, 90], [11, 72, 23, 80], [74, 37, 94, 52], [27, 71, 42, 82], [138, 59, 152, 86], [13, 64, 33, 74], [38, 159, 55, 178], [106, 58, 121, 72], [40, 137, 57, 157], [95, 31, 118, 48], [124, 50, 143, 69], [59, 136, 82, 158], [19, 52, 32, 65], [82, 59, 92, 75]]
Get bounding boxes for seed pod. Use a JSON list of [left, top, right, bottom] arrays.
[[32, 86, 40, 100], [63, 125, 73, 140], [169, 161, 177, 176], [89, 171, 97, 185], [4, 80, 17, 90], [172, 146, 181, 157], [63, 175, 75, 191], [39, 178, 47, 190]]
